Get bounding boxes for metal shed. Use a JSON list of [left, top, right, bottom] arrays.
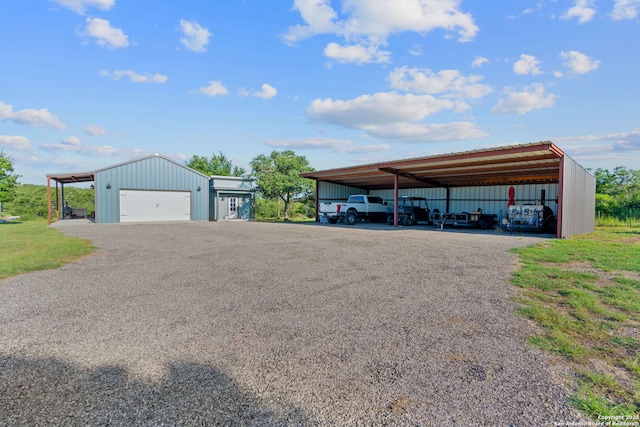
[[209, 176, 255, 221], [48, 154, 210, 224], [95, 154, 210, 223], [301, 141, 595, 238]]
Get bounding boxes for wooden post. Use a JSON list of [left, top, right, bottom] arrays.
[[47, 177, 51, 225]]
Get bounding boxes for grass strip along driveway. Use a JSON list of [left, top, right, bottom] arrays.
[[512, 227, 640, 419], [0, 220, 94, 279]]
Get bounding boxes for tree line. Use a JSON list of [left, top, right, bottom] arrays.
[[593, 167, 640, 220], [1, 149, 638, 223], [186, 150, 314, 220]]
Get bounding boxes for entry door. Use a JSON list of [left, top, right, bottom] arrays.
[[228, 197, 238, 219]]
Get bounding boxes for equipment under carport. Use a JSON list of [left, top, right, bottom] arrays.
[[62, 202, 87, 219], [431, 209, 497, 229], [386, 196, 432, 226], [501, 205, 557, 233]]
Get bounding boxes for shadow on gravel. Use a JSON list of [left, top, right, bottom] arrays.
[[0, 353, 311, 426]]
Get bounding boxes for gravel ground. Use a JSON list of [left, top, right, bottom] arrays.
[[0, 221, 589, 426]]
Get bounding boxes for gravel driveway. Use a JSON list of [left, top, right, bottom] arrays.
[[0, 221, 588, 426]]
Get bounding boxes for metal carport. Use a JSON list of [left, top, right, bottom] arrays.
[[46, 172, 95, 224], [301, 141, 595, 238]]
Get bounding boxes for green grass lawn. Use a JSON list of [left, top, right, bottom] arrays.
[[512, 227, 640, 419], [0, 220, 95, 279]]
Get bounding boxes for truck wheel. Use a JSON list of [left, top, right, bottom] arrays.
[[387, 215, 394, 225], [345, 210, 357, 225], [402, 215, 413, 226]]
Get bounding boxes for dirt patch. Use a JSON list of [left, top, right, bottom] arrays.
[[543, 260, 640, 286], [588, 358, 634, 390]]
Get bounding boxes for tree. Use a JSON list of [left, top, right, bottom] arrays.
[[250, 150, 314, 220], [4, 185, 95, 220], [186, 151, 246, 177], [593, 167, 640, 218], [0, 150, 20, 205]]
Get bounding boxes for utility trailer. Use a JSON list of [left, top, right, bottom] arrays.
[[430, 209, 497, 229]]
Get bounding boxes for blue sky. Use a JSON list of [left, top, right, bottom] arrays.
[[1, 0, 639, 184]]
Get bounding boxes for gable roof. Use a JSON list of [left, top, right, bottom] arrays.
[[95, 153, 210, 179], [47, 153, 209, 184]]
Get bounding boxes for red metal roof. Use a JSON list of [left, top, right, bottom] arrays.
[[301, 141, 564, 190]]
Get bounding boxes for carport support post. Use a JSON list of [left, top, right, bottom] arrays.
[[557, 156, 564, 239], [314, 179, 320, 222], [47, 178, 52, 225], [446, 187, 450, 213], [55, 181, 60, 221], [394, 173, 399, 227]]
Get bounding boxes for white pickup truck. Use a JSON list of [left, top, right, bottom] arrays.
[[319, 195, 388, 225]]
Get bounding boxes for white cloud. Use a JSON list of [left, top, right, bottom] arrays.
[[0, 135, 32, 151], [409, 44, 422, 56], [364, 121, 487, 142], [562, 0, 597, 23], [307, 91, 485, 142], [83, 17, 129, 49], [343, 0, 479, 41], [282, 0, 341, 45], [555, 129, 640, 152], [62, 136, 81, 146], [241, 83, 278, 99], [491, 84, 557, 115], [522, 2, 545, 15], [50, 0, 114, 14], [284, 0, 478, 64], [83, 124, 114, 136], [100, 69, 168, 84], [324, 42, 391, 64], [199, 81, 229, 97], [266, 137, 390, 154], [513, 54, 543, 75], [41, 138, 121, 156], [612, 0, 640, 20], [610, 130, 640, 151], [179, 19, 212, 53], [471, 56, 489, 68], [388, 67, 493, 100], [0, 101, 66, 129], [308, 92, 455, 128], [560, 50, 600, 74]]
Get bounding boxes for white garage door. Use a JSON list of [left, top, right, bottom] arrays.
[[120, 190, 191, 222]]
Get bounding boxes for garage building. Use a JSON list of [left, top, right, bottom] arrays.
[[47, 154, 254, 224], [301, 141, 595, 238]]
